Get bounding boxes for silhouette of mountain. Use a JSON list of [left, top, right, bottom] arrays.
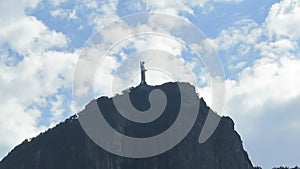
[[0, 82, 254, 169]]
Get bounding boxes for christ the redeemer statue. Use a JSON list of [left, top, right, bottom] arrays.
[[140, 61, 147, 85]]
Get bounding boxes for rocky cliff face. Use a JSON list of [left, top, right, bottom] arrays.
[[0, 82, 254, 169]]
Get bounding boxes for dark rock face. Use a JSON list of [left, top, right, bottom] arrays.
[[0, 82, 253, 169]]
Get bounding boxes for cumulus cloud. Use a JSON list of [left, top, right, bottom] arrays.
[[82, 0, 120, 30], [49, 0, 68, 6], [1, 0, 300, 168], [209, 19, 263, 71], [225, 57, 300, 125], [224, 56, 300, 168], [50, 95, 65, 127], [266, 0, 300, 40], [0, 50, 78, 157], [0, 0, 77, 159], [212, 19, 262, 51], [50, 9, 78, 20], [0, 99, 44, 156], [133, 0, 242, 15], [74, 14, 202, 109], [210, 0, 300, 167], [0, 1, 68, 54]]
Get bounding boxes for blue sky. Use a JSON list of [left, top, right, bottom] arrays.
[[1, 0, 300, 168]]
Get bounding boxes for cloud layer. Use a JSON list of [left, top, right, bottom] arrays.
[[1, 0, 299, 168]]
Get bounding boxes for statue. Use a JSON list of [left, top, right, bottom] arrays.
[[140, 61, 147, 85]]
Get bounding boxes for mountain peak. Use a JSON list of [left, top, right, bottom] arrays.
[[0, 82, 254, 169]]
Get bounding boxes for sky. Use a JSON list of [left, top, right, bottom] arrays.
[[0, 0, 300, 168]]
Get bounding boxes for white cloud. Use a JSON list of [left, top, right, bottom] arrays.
[[0, 98, 43, 146], [81, 29, 195, 99], [0, 0, 39, 22], [81, 0, 120, 30], [256, 38, 298, 59], [225, 57, 300, 119], [209, 0, 300, 167], [103, 50, 198, 96], [50, 95, 65, 127], [0, 0, 77, 159], [195, 0, 300, 167], [0, 1, 68, 54], [75, 12, 198, 105], [214, 0, 241, 2], [224, 56, 300, 168], [94, 54, 120, 97], [138, 0, 242, 15], [266, 0, 300, 40], [211, 19, 262, 51], [50, 9, 78, 20], [49, 0, 68, 6], [0, 50, 77, 157], [208, 19, 263, 70], [1, 0, 299, 168], [99, 20, 133, 46], [229, 61, 247, 70]]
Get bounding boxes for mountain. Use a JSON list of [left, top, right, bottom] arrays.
[[0, 82, 254, 169]]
